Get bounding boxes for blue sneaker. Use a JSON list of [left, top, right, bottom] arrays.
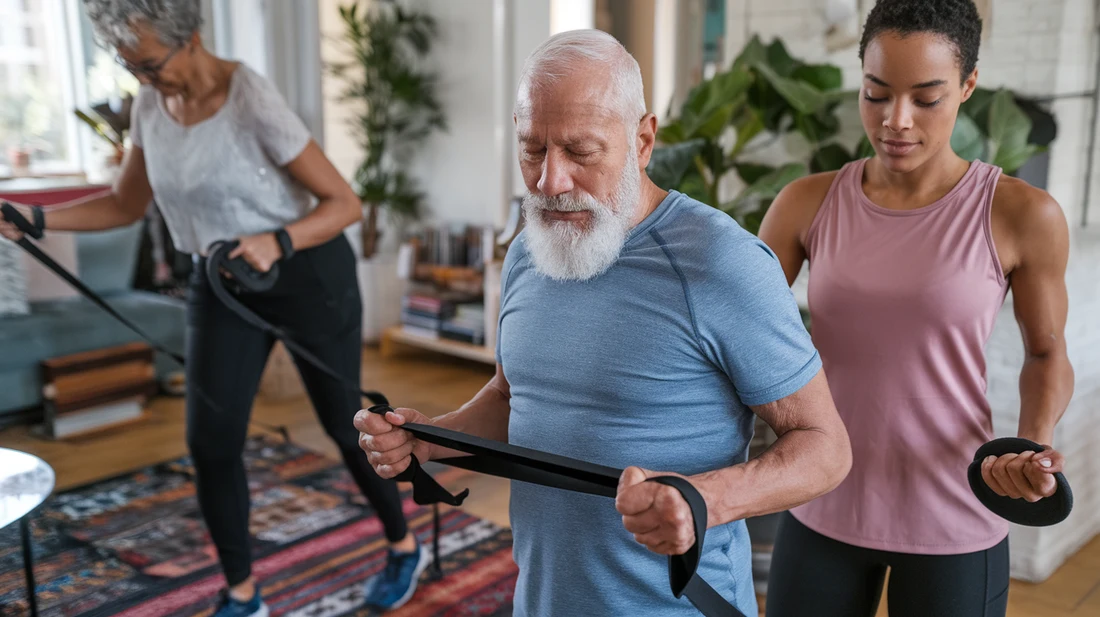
[[212, 587, 268, 617], [363, 544, 432, 610]]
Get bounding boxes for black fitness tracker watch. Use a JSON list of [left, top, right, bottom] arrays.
[[274, 228, 295, 260], [31, 205, 45, 235]]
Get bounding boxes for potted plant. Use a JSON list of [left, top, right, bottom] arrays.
[[330, 0, 446, 341], [75, 94, 133, 184]]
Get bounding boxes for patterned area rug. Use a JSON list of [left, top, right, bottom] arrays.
[[0, 435, 517, 616]]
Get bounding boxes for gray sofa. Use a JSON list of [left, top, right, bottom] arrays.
[[0, 222, 186, 420]]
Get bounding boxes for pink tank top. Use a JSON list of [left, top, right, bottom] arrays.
[[791, 157, 1010, 555]]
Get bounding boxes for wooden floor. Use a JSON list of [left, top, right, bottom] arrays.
[[2, 346, 1097, 616]]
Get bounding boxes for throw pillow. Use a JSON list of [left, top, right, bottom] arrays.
[[22, 231, 80, 301], [0, 237, 30, 316]]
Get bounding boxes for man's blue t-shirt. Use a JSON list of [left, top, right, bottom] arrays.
[[496, 190, 821, 616]]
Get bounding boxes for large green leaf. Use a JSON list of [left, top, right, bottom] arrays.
[[730, 107, 765, 157], [678, 169, 712, 205], [723, 162, 808, 213], [752, 62, 828, 115], [794, 110, 840, 144], [766, 39, 800, 77], [960, 87, 996, 129], [987, 89, 1036, 173], [678, 68, 754, 138], [647, 139, 706, 191], [951, 113, 985, 161], [733, 35, 768, 71], [810, 143, 855, 173], [792, 64, 843, 92], [734, 163, 776, 185], [1014, 95, 1058, 146], [657, 120, 687, 144]]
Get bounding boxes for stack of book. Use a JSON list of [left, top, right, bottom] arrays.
[[414, 224, 496, 269], [440, 303, 486, 345], [400, 292, 453, 339], [39, 342, 157, 439]]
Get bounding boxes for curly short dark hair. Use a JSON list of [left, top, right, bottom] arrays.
[[858, 0, 982, 83]]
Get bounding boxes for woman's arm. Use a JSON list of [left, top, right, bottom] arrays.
[[757, 172, 837, 285], [982, 180, 1074, 502], [228, 140, 361, 271], [0, 146, 153, 239]]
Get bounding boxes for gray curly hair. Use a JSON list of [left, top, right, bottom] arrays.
[[83, 0, 203, 49]]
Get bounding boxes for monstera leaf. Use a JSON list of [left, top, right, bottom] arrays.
[[675, 68, 755, 139], [951, 113, 985, 161], [723, 162, 808, 214], [647, 139, 706, 191], [987, 89, 1041, 174]]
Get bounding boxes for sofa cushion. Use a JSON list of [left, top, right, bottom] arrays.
[[0, 291, 186, 372], [77, 222, 144, 295]]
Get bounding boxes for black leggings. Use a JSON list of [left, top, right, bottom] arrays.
[[766, 512, 1009, 617], [184, 234, 407, 587]]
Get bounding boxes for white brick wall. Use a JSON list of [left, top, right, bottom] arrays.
[[734, 0, 1100, 582]]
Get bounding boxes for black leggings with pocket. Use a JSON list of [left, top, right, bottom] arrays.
[[765, 512, 1009, 617], [185, 234, 407, 587]]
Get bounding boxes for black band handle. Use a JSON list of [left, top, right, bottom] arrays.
[[207, 240, 280, 293], [967, 437, 1073, 527], [1, 202, 44, 240], [367, 405, 469, 506], [647, 476, 706, 599]]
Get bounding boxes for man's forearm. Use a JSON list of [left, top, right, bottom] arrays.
[[1017, 352, 1074, 445], [425, 378, 511, 460], [692, 426, 850, 528]]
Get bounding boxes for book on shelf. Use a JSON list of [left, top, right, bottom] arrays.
[[392, 220, 502, 355]]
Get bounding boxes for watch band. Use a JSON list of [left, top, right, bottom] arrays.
[[274, 228, 295, 260], [31, 205, 45, 234]]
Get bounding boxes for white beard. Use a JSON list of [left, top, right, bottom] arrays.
[[521, 148, 641, 282]]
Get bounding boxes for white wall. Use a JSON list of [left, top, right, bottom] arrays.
[[738, 0, 1100, 583], [320, 0, 541, 229]]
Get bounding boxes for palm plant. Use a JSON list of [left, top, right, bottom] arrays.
[[331, 0, 446, 259]]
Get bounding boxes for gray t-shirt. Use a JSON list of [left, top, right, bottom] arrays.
[[496, 191, 821, 616], [130, 63, 313, 255]]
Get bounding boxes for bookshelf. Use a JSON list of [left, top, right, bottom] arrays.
[[379, 224, 502, 366]]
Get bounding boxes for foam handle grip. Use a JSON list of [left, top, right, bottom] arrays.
[[207, 240, 279, 293], [967, 437, 1073, 527], [1, 202, 43, 239]]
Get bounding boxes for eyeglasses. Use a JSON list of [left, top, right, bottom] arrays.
[[115, 45, 182, 82]]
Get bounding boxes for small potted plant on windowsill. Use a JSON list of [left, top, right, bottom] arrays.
[[331, 0, 447, 342]]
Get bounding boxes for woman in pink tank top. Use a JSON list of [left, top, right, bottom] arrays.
[[759, 1, 1074, 616]]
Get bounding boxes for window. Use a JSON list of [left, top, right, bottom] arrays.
[[0, 0, 138, 178]]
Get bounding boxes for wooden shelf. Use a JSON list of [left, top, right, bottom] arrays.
[[380, 325, 496, 365]]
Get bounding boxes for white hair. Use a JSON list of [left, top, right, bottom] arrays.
[[84, 0, 203, 49], [516, 29, 647, 125]]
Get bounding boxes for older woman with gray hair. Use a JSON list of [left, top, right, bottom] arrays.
[[0, 1, 429, 615]]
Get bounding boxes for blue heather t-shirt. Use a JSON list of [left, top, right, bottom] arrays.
[[496, 191, 821, 617]]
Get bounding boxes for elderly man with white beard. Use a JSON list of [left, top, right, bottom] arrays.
[[356, 29, 852, 617]]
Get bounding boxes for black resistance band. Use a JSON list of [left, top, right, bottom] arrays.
[[366, 404, 747, 617], [1, 202, 387, 407]]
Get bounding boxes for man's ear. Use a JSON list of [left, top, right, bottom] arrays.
[[637, 113, 658, 169]]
